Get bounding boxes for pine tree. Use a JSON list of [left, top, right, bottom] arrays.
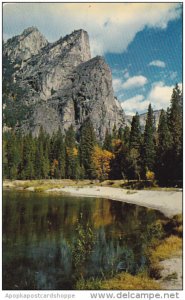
[[155, 109, 172, 184], [110, 139, 124, 180], [129, 113, 141, 150], [6, 131, 21, 179], [117, 126, 125, 142], [127, 113, 142, 180], [157, 110, 172, 153], [103, 129, 113, 152], [50, 129, 66, 178], [56, 129, 66, 179], [35, 135, 44, 179], [168, 84, 182, 156], [112, 124, 117, 139], [2, 133, 8, 178], [42, 146, 50, 179], [79, 119, 96, 178], [142, 104, 156, 174], [110, 126, 131, 180], [22, 134, 35, 179], [123, 126, 130, 147], [168, 84, 183, 181], [34, 127, 50, 179], [65, 125, 80, 179]]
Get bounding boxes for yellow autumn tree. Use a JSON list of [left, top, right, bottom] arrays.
[[112, 138, 122, 149], [91, 146, 114, 180], [73, 147, 78, 157], [146, 170, 155, 181]]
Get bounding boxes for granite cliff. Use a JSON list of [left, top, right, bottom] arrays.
[[3, 27, 124, 140]]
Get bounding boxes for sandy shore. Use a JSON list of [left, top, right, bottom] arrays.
[[159, 253, 182, 290], [47, 186, 182, 218]]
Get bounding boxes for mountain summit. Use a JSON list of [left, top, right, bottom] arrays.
[[3, 28, 124, 139], [3, 27, 48, 62]]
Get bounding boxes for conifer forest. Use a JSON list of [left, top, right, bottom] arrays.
[[3, 84, 182, 187]]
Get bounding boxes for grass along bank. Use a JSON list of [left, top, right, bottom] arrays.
[[76, 272, 161, 290], [3, 179, 92, 192], [75, 214, 182, 290], [75, 236, 182, 290], [3, 179, 182, 192]]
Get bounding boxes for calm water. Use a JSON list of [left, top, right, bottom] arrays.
[[3, 190, 167, 290]]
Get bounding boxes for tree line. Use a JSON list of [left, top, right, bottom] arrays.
[[3, 84, 182, 186]]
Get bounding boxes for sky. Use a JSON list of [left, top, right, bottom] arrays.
[[3, 2, 182, 115]]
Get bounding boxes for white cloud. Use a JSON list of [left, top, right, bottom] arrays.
[[149, 60, 166, 68], [120, 82, 182, 115], [113, 75, 148, 94], [147, 81, 174, 110], [3, 3, 181, 55], [112, 78, 123, 93], [122, 76, 148, 89], [121, 95, 149, 115]]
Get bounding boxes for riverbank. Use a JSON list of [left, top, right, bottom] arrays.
[[3, 179, 182, 218], [76, 239, 182, 290], [58, 186, 182, 218]]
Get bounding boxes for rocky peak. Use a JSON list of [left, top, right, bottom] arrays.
[[47, 29, 91, 63], [22, 26, 39, 36], [3, 26, 48, 62], [69, 56, 124, 139], [18, 29, 92, 100], [71, 29, 91, 62], [3, 27, 124, 140]]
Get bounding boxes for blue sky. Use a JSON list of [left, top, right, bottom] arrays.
[[3, 3, 182, 115], [106, 17, 182, 114]]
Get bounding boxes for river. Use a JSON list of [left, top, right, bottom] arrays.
[[3, 190, 168, 290]]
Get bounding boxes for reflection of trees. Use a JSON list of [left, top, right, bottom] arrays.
[[3, 191, 168, 289], [3, 235, 72, 289], [93, 199, 113, 228], [3, 256, 37, 289], [90, 227, 123, 276], [3, 192, 92, 242], [90, 227, 144, 276], [108, 200, 167, 274], [117, 247, 135, 273]]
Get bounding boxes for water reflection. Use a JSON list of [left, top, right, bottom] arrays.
[[3, 190, 167, 290]]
